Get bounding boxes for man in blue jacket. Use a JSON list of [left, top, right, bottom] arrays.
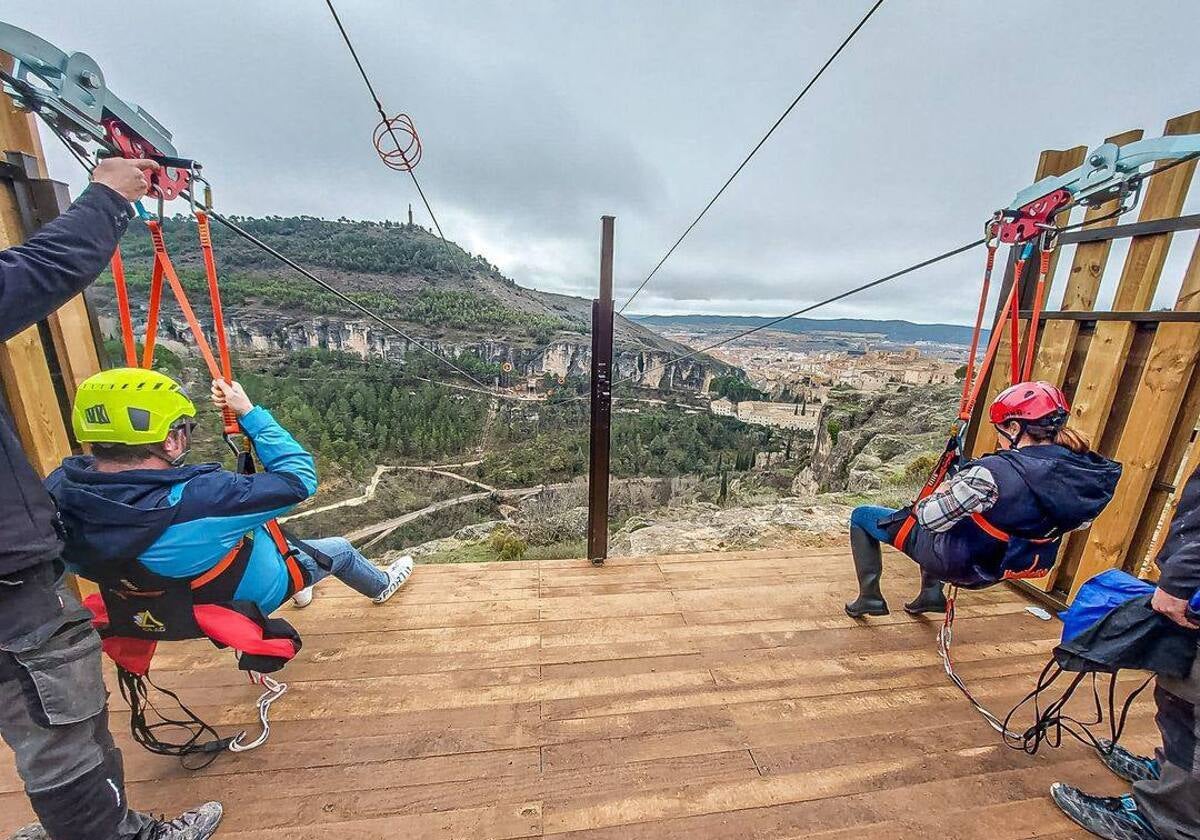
[[1051, 462, 1200, 840], [46, 368, 413, 619], [0, 158, 224, 840]]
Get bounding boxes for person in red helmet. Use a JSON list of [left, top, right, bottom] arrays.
[[844, 381, 1122, 618]]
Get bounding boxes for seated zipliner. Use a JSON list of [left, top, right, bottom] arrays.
[[844, 382, 1122, 617], [44, 368, 414, 758]]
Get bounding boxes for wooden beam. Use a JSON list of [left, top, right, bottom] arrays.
[[1068, 215, 1200, 597], [1023, 130, 1143, 593], [1126, 235, 1200, 577], [968, 146, 1087, 458], [1032, 130, 1144, 387], [1065, 112, 1200, 447], [1140, 426, 1200, 582]]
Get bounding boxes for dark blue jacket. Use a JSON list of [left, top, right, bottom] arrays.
[[1155, 461, 1200, 607], [891, 445, 1122, 588], [46, 407, 319, 616], [0, 184, 132, 645]]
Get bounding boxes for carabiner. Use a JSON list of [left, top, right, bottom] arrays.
[[228, 673, 287, 753], [984, 215, 1001, 249], [1038, 226, 1059, 254]]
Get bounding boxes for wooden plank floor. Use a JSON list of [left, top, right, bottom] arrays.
[[0, 548, 1160, 838]]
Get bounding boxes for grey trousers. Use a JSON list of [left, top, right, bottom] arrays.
[[0, 577, 151, 840], [1134, 640, 1200, 840]]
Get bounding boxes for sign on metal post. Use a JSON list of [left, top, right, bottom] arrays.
[[587, 216, 615, 564]]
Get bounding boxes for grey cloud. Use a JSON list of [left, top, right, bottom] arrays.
[[9, 1, 1200, 324]]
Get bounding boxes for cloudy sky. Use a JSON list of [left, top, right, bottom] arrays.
[[8, 1, 1200, 324]]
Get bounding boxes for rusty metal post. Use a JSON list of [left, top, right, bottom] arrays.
[[587, 216, 615, 565]]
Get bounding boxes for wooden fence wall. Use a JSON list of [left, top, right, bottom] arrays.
[[969, 108, 1200, 603]]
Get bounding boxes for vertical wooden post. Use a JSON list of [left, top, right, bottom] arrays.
[[587, 216, 615, 565]]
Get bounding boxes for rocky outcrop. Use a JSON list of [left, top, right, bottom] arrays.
[[609, 498, 852, 556], [94, 304, 726, 392], [796, 384, 958, 494]]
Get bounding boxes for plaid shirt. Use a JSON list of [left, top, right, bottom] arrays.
[[915, 465, 1000, 533]]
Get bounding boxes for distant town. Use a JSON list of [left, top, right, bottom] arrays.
[[660, 324, 965, 432]]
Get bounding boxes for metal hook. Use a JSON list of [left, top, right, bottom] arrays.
[[228, 673, 287, 753]]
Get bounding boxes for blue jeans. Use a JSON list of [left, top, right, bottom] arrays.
[[850, 505, 899, 544], [291, 537, 388, 599]]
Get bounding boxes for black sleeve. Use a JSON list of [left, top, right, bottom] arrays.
[[1156, 462, 1200, 601], [0, 183, 134, 341]]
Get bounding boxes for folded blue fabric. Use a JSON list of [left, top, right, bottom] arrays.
[[1060, 569, 1154, 643]]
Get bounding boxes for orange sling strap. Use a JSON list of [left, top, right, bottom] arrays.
[[189, 519, 304, 595]]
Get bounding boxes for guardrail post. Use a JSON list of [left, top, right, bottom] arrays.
[[587, 216, 615, 565]]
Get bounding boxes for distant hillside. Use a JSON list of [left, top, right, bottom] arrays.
[[89, 215, 732, 391], [632, 314, 984, 346]]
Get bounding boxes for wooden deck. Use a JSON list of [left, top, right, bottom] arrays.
[[1, 548, 1161, 838]]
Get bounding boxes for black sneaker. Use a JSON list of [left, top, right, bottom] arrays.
[[1096, 739, 1161, 784], [138, 802, 224, 840], [1050, 784, 1159, 839]]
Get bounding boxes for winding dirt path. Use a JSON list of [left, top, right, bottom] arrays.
[[280, 461, 492, 524]]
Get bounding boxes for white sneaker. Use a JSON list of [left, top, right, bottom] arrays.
[[372, 556, 414, 604], [292, 586, 314, 608]]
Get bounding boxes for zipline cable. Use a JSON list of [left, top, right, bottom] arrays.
[[44, 126, 505, 396], [323, 0, 450, 244], [618, 0, 886, 314]]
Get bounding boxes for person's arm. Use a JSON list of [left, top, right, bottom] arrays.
[[915, 464, 999, 533], [1152, 463, 1200, 628], [205, 379, 318, 509], [0, 158, 156, 341], [161, 398, 319, 577]]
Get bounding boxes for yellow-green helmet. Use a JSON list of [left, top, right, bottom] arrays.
[[72, 368, 196, 445]]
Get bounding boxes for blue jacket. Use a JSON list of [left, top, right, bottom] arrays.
[[46, 407, 318, 615], [888, 445, 1122, 588]]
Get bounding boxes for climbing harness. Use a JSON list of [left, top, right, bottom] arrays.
[[895, 220, 1074, 738]]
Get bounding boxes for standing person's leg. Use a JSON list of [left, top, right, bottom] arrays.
[[1134, 648, 1200, 840], [0, 574, 221, 840], [292, 537, 413, 604]]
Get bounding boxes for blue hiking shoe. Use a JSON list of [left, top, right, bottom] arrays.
[[1096, 739, 1161, 784], [1050, 784, 1159, 839]]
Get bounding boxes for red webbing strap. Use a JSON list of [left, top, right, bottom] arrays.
[[961, 278, 1020, 421], [1022, 249, 1052, 381], [143, 220, 223, 380], [957, 242, 997, 420], [1007, 256, 1026, 383], [109, 248, 138, 366], [195, 212, 240, 436], [140, 252, 165, 368], [896, 243, 1015, 554]]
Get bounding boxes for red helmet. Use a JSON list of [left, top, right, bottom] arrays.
[[989, 381, 1069, 426]]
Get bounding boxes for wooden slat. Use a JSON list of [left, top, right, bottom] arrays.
[[1126, 357, 1200, 577], [1031, 129, 1145, 385], [1066, 110, 1200, 446], [1068, 227, 1200, 595], [969, 146, 1086, 459], [1024, 129, 1143, 592], [1053, 110, 1200, 596], [1141, 429, 1200, 581]]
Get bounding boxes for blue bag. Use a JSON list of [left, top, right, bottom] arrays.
[[1059, 569, 1154, 643]]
